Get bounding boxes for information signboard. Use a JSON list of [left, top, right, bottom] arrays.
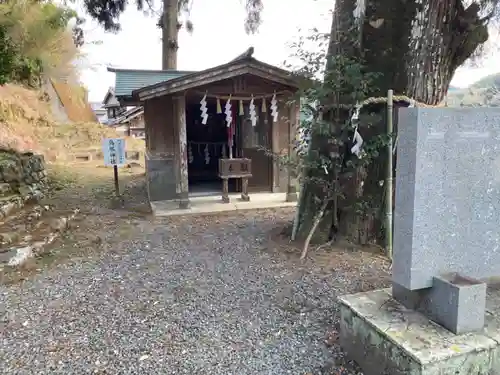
[[103, 138, 126, 167]]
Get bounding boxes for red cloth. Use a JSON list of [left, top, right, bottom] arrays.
[[227, 100, 236, 147], [232, 102, 236, 142]]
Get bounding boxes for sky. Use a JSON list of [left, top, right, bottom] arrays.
[[78, 0, 500, 103]]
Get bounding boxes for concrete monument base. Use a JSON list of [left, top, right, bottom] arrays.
[[339, 288, 500, 375]]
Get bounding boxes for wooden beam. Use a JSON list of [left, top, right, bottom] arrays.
[[139, 64, 249, 100], [175, 95, 190, 208], [187, 89, 294, 101], [246, 62, 299, 87]]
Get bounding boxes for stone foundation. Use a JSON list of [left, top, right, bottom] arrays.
[[0, 150, 47, 217], [393, 274, 487, 334], [339, 288, 500, 375]]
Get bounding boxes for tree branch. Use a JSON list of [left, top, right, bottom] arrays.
[[450, 1, 489, 69], [300, 199, 330, 260]]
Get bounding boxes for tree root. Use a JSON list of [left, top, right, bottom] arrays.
[[316, 239, 334, 252]]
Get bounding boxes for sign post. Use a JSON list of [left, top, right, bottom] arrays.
[[103, 138, 126, 196]]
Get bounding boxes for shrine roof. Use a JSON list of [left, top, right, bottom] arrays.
[[106, 67, 196, 105], [132, 54, 301, 101]]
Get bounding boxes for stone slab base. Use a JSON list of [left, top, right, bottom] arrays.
[[339, 288, 500, 375], [393, 274, 487, 334], [150, 192, 296, 217]]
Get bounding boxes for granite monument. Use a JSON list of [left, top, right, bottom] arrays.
[[392, 108, 500, 334], [338, 108, 500, 375]]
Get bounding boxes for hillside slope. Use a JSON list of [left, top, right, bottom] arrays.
[[469, 73, 500, 89], [0, 84, 143, 159], [49, 79, 98, 123], [446, 73, 500, 107]]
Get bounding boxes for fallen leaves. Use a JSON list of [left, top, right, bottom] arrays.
[[324, 330, 339, 347]]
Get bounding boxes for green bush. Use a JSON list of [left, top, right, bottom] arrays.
[[0, 0, 81, 87], [0, 26, 16, 85]]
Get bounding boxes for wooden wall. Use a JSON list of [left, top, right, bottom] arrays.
[[144, 96, 175, 156], [143, 95, 179, 202], [143, 75, 299, 199]]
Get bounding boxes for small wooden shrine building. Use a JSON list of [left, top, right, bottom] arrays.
[[124, 49, 301, 208]]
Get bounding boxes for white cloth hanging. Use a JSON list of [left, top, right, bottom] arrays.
[[351, 105, 361, 121], [350, 104, 363, 158], [204, 144, 210, 164], [351, 126, 363, 157], [200, 94, 208, 125], [188, 143, 193, 163], [224, 98, 232, 128], [249, 96, 257, 127], [270, 94, 278, 123]]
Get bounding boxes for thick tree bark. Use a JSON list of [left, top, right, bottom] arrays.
[[295, 0, 489, 244], [162, 0, 179, 69], [360, 0, 488, 103]]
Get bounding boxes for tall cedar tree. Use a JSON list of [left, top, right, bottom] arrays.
[[81, 0, 263, 69]]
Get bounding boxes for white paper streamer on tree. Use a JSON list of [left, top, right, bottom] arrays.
[[249, 96, 257, 127], [270, 93, 278, 123], [351, 126, 363, 157], [200, 93, 208, 125], [204, 144, 210, 164], [351, 104, 360, 121], [224, 97, 232, 128], [350, 104, 363, 158]]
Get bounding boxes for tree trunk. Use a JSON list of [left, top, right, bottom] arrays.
[[162, 0, 179, 69], [360, 0, 488, 104], [295, 0, 488, 244]]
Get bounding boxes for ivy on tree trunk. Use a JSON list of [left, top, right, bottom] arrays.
[[295, 0, 489, 245]]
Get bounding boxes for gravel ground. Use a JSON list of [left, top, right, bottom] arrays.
[[0, 208, 390, 375]]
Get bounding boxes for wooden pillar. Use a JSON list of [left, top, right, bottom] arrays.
[[221, 178, 230, 203], [271, 109, 280, 192], [241, 177, 250, 201], [286, 100, 298, 202], [176, 95, 190, 208], [144, 102, 151, 152]]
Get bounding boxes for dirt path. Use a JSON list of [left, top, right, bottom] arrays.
[[0, 163, 390, 374], [0, 162, 150, 283]]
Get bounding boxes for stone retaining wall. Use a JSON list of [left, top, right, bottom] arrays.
[[0, 150, 47, 218], [66, 150, 144, 163]]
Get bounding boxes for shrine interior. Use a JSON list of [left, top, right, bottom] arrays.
[[185, 96, 239, 196]]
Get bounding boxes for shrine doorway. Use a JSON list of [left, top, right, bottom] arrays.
[[238, 105, 273, 192], [185, 96, 239, 196], [185, 93, 273, 197]]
